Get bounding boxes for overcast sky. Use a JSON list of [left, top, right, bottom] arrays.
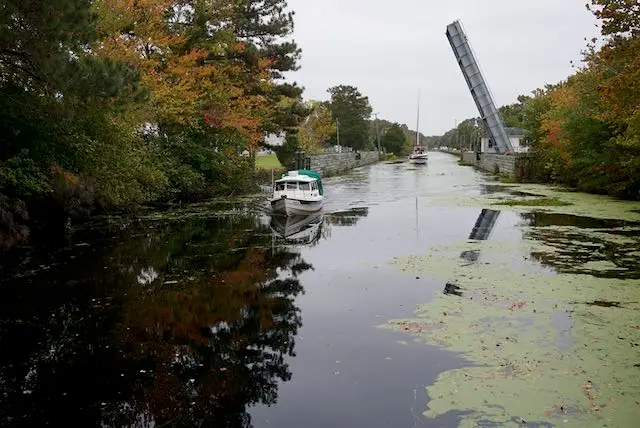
[[285, 0, 600, 135]]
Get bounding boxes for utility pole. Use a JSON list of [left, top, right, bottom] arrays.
[[336, 118, 340, 151], [374, 113, 381, 152]]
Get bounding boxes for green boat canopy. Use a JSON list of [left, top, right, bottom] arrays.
[[281, 169, 324, 195]]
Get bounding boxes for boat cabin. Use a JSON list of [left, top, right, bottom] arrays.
[[273, 172, 322, 199]]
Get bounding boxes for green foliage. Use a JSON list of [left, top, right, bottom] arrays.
[[299, 101, 336, 154], [381, 123, 408, 155], [435, 118, 483, 151], [370, 118, 432, 151], [275, 133, 300, 170], [0, 0, 302, 250], [499, 98, 528, 128], [587, 0, 640, 37], [0, 151, 51, 198], [327, 85, 372, 150]]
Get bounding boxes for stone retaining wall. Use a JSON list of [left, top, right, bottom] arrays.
[[309, 151, 379, 176], [479, 154, 516, 175], [462, 151, 476, 164], [458, 151, 527, 179]]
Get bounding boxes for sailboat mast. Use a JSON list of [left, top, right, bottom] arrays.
[[416, 90, 421, 147]]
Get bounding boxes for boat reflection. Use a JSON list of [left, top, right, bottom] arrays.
[[270, 211, 325, 246]]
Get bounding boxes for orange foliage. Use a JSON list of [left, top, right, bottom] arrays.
[[93, 0, 272, 149], [50, 164, 78, 186]]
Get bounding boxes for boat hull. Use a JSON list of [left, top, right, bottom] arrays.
[[409, 155, 428, 165], [270, 197, 323, 216]]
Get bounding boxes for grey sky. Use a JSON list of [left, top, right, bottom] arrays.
[[285, 0, 600, 135]]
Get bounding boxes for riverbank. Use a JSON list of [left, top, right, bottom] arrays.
[[447, 150, 640, 200]]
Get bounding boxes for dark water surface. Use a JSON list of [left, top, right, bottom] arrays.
[[1, 153, 638, 427]]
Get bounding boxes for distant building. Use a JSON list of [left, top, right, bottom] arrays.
[[264, 133, 285, 147], [480, 127, 528, 153]]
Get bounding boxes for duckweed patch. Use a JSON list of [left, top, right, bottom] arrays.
[[428, 182, 640, 222], [385, 227, 640, 426], [494, 198, 572, 207]]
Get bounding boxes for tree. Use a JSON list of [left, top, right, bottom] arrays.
[[1, 0, 307, 250], [92, 0, 302, 200], [327, 85, 372, 150], [587, 0, 640, 37], [231, 0, 303, 138], [499, 98, 529, 128], [0, 0, 152, 245], [381, 123, 408, 155], [298, 101, 336, 155]]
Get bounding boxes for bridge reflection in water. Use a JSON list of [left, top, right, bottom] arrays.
[[445, 209, 501, 296]]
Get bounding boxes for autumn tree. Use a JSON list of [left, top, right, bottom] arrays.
[[298, 101, 336, 155], [92, 0, 302, 199], [232, 0, 304, 137], [587, 0, 640, 36], [327, 85, 373, 150], [0, 0, 305, 250]]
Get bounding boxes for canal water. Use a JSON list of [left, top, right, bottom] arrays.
[[1, 153, 638, 427]]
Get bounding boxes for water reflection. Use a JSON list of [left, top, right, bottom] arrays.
[[519, 212, 635, 229], [518, 212, 640, 279], [0, 212, 309, 427], [460, 209, 501, 264], [270, 212, 324, 246], [324, 207, 369, 226], [445, 209, 502, 296]]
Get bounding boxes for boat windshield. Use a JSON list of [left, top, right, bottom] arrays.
[[275, 181, 311, 191]]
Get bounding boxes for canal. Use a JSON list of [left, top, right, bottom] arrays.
[[1, 152, 639, 427]]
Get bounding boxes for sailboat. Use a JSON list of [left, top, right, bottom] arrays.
[[409, 91, 428, 165]]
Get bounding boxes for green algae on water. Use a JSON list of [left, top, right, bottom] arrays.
[[427, 182, 640, 222], [385, 234, 640, 426], [494, 197, 571, 207]]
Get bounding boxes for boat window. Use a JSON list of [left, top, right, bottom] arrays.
[[286, 182, 298, 190], [275, 182, 285, 191], [310, 182, 316, 190], [299, 182, 311, 191]]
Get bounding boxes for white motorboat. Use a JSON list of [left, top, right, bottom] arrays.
[[270, 170, 324, 216]]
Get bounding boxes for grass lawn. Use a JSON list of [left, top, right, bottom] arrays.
[[255, 153, 282, 170]]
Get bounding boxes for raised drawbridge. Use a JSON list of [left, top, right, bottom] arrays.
[[446, 20, 513, 154]]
